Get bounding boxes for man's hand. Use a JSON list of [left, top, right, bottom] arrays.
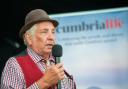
[[36, 63, 65, 89]]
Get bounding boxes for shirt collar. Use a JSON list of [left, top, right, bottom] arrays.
[[27, 47, 55, 63]]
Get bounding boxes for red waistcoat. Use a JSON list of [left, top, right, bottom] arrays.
[[16, 55, 44, 88], [16, 52, 76, 89]]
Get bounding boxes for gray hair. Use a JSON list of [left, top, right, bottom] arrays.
[[23, 24, 37, 45]]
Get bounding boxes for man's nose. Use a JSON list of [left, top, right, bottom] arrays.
[[48, 32, 54, 39]]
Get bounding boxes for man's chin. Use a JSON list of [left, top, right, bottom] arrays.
[[46, 49, 52, 53]]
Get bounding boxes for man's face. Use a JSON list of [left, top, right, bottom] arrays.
[[29, 21, 56, 56]]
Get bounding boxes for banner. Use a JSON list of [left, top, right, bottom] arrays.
[[50, 7, 128, 89]]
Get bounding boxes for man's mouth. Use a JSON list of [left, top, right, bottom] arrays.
[[46, 44, 54, 48]]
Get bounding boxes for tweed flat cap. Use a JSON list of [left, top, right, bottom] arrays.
[[19, 9, 59, 39]]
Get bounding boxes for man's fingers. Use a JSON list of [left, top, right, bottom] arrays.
[[56, 63, 63, 68]]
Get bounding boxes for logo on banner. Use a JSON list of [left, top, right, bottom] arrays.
[[56, 19, 122, 33]]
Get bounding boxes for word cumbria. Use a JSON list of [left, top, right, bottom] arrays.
[[56, 19, 122, 33]]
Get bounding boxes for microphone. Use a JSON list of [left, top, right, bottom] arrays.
[[52, 44, 63, 89], [52, 44, 63, 64]]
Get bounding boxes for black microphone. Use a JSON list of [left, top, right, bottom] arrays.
[[52, 44, 63, 89], [52, 44, 63, 64]]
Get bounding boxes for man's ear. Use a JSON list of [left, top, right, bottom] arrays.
[[24, 32, 32, 45]]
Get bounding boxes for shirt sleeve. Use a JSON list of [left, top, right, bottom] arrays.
[[61, 71, 76, 89], [0, 57, 39, 89]]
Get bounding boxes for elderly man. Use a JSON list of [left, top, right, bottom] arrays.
[[1, 9, 76, 89]]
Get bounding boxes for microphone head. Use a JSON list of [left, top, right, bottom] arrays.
[[52, 44, 63, 57]]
